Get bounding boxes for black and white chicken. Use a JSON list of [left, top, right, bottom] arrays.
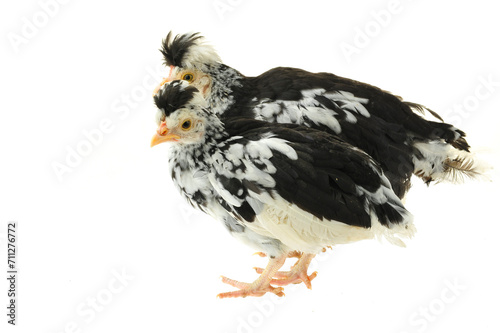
[[155, 32, 482, 200], [151, 81, 416, 298]]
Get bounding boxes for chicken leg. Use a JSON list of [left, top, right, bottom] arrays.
[[254, 252, 317, 289], [217, 254, 288, 299]]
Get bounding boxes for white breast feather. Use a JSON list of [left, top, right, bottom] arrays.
[[244, 194, 374, 253], [243, 192, 415, 253]]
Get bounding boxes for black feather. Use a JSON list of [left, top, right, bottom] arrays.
[[223, 117, 402, 228], [404, 101, 444, 122], [160, 31, 203, 67], [154, 80, 199, 117], [224, 66, 473, 196]]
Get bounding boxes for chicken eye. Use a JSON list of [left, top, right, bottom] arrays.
[[182, 73, 194, 82], [181, 120, 192, 130]]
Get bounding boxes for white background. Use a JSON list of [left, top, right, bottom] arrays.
[[1, 1, 499, 332]]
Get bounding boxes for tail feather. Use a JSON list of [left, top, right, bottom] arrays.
[[450, 136, 470, 152], [442, 155, 490, 183], [412, 141, 490, 184], [405, 101, 444, 122], [403, 101, 488, 183], [405, 100, 472, 152]]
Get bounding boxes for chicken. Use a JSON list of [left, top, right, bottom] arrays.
[[151, 81, 415, 298], [155, 32, 482, 201]]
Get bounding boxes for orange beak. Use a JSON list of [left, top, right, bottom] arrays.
[[152, 65, 175, 96], [150, 121, 181, 147]]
